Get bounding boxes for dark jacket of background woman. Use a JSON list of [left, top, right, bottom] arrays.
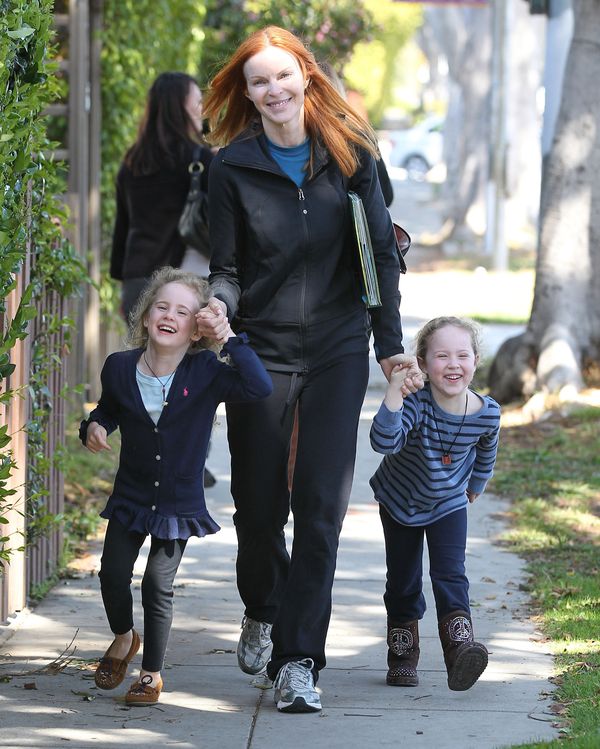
[[110, 143, 212, 281]]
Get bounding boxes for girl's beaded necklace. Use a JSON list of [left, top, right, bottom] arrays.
[[143, 352, 177, 407], [430, 391, 468, 465]]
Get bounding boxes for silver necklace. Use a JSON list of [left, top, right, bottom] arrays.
[[430, 392, 468, 465], [143, 352, 177, 407]]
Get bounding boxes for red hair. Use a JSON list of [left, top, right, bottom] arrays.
[[203, 26, 378, 177]]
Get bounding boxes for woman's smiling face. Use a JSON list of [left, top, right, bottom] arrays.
[[243, 45, 308, 142]]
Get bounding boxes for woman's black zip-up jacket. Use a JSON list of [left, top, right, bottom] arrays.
[[208, 128, 404, 374]]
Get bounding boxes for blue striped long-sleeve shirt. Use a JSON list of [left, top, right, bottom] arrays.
[[369, 385, 500, 526]]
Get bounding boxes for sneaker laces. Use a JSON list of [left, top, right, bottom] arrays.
[[241, 616, 272, 647], [274, 659, 315, 691]]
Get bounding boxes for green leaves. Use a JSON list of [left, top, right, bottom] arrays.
[[201, 0, 375, 88], [1, 0, 86, 566], [0, 425, 11, 451], [6, 25, 35, 40]]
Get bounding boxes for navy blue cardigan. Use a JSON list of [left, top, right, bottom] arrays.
[[79, 335, 272, 540]]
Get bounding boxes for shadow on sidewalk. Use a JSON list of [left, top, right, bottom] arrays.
[[0, 415, 557, 749]]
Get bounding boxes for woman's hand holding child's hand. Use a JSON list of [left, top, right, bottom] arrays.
[[195, 298, 233, 342], [85, 422, 111, 453], [466, 490, 479, 503], [380, 355, 424, 396]]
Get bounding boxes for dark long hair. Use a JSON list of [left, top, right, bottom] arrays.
[[125, 72, 202, 176]]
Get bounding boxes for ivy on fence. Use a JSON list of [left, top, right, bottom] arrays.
[[0, 1, 87, 567]]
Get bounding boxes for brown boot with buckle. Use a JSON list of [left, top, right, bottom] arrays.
[[386, 619, 419, 686], [125, 674, 163, 705], [95, 629, 141, 690], [438, 610, 488, 691]]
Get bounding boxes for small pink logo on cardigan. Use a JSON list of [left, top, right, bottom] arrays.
[[183, 387, 189, 397]]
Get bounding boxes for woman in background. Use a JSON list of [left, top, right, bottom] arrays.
[[110, 72, 213, 323]]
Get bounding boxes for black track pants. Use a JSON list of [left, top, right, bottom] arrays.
[[226, 353, 370, 680]]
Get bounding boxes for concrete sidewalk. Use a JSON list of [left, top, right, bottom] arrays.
[[0, 387, 558, 749]]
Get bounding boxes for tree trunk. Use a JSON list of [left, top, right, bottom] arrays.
[[420, 6, 492, 247], [489, 0, 600, 403]]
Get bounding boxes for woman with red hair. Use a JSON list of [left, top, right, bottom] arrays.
[[197, 26, 421, 714]]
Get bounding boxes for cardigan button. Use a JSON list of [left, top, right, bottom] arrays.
[[154, 481, 159, 487], [154, 427, 159, 433], [155, 454, 161, 460], [151, 505, 156, 511]]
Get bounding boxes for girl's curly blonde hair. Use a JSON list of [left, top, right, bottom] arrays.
[[126, 266, 220, 354]]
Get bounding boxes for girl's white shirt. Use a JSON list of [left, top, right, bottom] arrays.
[[136, 367, 175, 424]]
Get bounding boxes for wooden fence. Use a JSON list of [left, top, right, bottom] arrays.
[[0, 0, 103, 624], [0, 251, 31, 622], [25, 286, 69, 599], [0, 249, 70, 623]]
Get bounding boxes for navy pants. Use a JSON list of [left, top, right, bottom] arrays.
[[99, 518, 187, 672], [379, 505, 470, 622], [226, 353, 370, 681]]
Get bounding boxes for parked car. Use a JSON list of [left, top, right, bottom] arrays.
[[378, 115, 445, 181]]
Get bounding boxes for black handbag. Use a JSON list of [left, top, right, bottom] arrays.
[[178, 145, 210, 258]]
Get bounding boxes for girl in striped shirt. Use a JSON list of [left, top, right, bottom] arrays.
[[370, 316, 500, 692]]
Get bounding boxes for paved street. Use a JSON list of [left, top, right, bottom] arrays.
[[0, 394, 558, 748]]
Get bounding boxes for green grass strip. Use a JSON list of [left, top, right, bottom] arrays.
[[492, 406, 600, 747]]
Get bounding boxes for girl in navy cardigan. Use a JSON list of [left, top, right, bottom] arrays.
[[80, 267, 272, 705]]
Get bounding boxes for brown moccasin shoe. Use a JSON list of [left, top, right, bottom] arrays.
[[125, 674, 163, 706], [94, 629, 141, 690]]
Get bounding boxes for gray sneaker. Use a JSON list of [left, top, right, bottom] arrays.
[[237, 616, 273, 674], [273, 658, 322, 713]]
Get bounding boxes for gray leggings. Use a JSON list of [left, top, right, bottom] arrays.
[[98, 518, 187, 672]]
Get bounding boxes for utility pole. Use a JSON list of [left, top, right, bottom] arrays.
[[486, 0, 509, 270]]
